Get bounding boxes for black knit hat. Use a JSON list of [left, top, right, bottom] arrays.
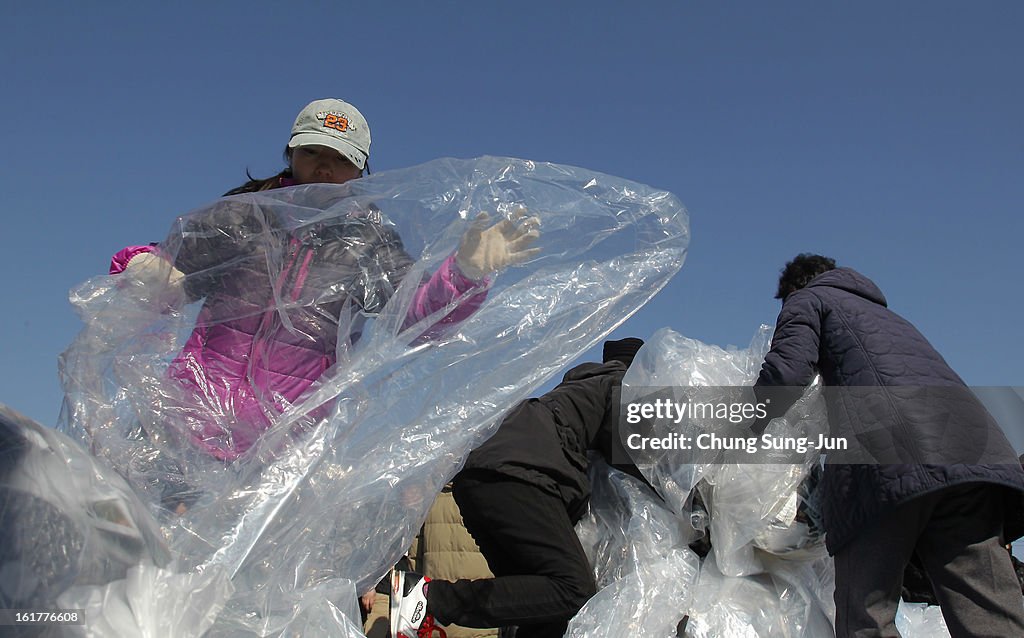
[[602, 337, 645, 366]]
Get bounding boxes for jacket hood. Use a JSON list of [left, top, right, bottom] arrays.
[[805, 267, 887, 307]]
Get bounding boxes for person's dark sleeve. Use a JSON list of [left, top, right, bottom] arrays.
[[752, 291, 823, 430], [167, 196, 281, 300]]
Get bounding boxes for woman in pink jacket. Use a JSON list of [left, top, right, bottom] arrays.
[[112, 98, 539, 464]]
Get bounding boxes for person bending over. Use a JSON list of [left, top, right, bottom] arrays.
[[389, 338, 646, 638], [753, 253, 1024, 638]]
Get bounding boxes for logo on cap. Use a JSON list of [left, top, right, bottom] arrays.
[[318, 111, 356, 134]]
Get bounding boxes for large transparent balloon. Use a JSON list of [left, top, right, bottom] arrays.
[[576, 327, 835, 637], [57, 156, 689, 635]]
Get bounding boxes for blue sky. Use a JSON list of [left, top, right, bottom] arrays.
[[1, 2, 1021, 428]]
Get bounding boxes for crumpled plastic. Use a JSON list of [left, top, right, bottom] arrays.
[[56, 565, 235, 638], [701, 378, 829, 577], [56, 156, 689, 635], [685, 553, 834, 638], [617, 326, 774, 516], [569, 457, 700, 637], [576, 456, 702, 589], [570, 327, 835, 637], [895, 602, 950, 638], [0, 402, 233, 638], [621, 327, 829, 574]]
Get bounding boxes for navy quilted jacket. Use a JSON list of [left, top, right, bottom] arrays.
[[755, 267, 1024, 554]]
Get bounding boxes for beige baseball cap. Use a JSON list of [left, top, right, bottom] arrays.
[[287, 98, 371, 170]]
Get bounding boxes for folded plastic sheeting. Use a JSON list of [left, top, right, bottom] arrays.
[[569, 327, 836, 637], [57, 156, 689, 635]]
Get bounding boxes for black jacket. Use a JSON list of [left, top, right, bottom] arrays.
[[460, 361, 630, 522], [754, 267, 1024, 554]]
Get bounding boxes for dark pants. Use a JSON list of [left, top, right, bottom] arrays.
[[834, 483, 1024, 638], [427, 473, 596, 638]]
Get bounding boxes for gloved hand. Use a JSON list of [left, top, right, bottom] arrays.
[[455, 206, 541, 280], [123, 252, 187, 309]]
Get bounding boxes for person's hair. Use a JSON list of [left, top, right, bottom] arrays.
[[222, 146, 293, 196], [222, 146, 372, 197], [223, 169, 291, 196], [775, 253, 836, 299]]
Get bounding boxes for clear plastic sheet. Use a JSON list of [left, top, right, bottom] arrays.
[[569, 458, 700, 637], [621, 327, 828, 574], [684, 553, 834, 638], [567, 553, 698, 638], [576, 457, 702, 588], [0, 403, 233, 638], [57, 564, 234, 638], [572, 327, 835, 637], [701, 378, 829, 577], [57, 156, 689, 635], [619, 326, 774, 516], [895, 602, 950, 638], [757, 553, 836, 637]]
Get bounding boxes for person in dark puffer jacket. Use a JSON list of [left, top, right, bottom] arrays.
[[753, 253, 1024, 638], [387, 338, 645, 638]]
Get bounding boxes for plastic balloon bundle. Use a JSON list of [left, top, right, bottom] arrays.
[[57, 156, 689, 636], [572, 327, 835, 637]]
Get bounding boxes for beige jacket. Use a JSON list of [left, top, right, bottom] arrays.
[[365, 485, 499, 638]]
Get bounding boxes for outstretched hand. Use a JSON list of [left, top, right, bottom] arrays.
[[455, 206, 541, 280], [123, 252, 187, 309]]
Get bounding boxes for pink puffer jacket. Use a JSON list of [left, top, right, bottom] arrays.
[[112, 200, 486, 460]]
